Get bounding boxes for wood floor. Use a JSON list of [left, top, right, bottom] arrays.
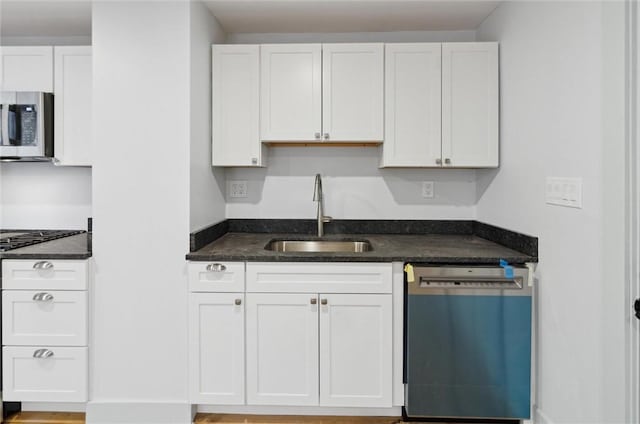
[[4, 412, 404, 424]]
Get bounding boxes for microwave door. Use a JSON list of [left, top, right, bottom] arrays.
[[13, 92, 44, 158], [0, 103, 18, 158]]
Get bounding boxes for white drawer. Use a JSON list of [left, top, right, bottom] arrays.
[[246, 262, 393, 293], [3, 290, 88, 346], [2, 259, 88, 290], [3, 346, 88, 402], [188, 261, 245, 292]]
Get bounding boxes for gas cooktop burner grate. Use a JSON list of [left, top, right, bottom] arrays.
[[0, 230, 85, 252]]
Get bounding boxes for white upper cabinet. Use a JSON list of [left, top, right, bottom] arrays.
[[260, 44, 322, 142], [260, 43, 383, 143], [442, 42, 499, 168], [382, 43, 442, 167], [54, 46, 92, 166], [322, 43, 384, 142], [382, 42, 499, 168], [212, 45, 264, 166], [0, 46, 53, 92]]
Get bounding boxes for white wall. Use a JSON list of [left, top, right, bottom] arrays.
[[476, 2, 625, 422], [189, 1, 226, 232], [89, 2, 192, 422], [225, 30, 478, 221], [0, 163, 91, 229], [226, 147, 476, 219]]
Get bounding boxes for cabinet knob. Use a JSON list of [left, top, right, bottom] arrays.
[[315, 132, 321, 140], [251, 157, 258, 165], [33, 261, 54, 271], [33, 349, 54, 359], [321, 299, 328, 305], [323, 133, 330, 140], [310, 298, 317, 305], [206, 263, 226, 272], [444, 158, 451, 165], [235, 298, 242, 306], [33, 292, 54, 302], [435, 158, 442, 165]]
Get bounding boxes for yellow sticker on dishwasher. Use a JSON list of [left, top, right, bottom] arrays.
[[404, 263, 415, 283]]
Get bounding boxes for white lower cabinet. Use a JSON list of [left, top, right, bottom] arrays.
[[319, 294, 392, 407], [1, 259, 90, 403], [189, 261, 394, 409], [189, 292, 245, 404], [3, 346, 88, 402], [246, 293, 319, 406], [245, 292, 392, 408]]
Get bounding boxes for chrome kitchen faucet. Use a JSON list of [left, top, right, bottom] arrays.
[[313, 174, 332, 237]]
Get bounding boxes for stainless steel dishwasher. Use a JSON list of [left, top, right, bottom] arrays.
[[404, 265, 532, 421]]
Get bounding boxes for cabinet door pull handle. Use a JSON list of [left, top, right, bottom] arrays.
[[321, 299, 328, 305], [435, 158, 442, 165], [33, 349, 54, 359], [235, 298, 242, 306], [310, 298, 317, 305], [323, 133, 330, 140], [33, 261, 54, 270], [206, 263, 226, 272], [33, 292, 54, 302], [444, 158, 451, 165], [315, 132, 321, 140]]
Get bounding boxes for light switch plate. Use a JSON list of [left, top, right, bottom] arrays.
[[228, 180, 248, 198], [545, 177, 582, 208], [422, 181, 434, 198]]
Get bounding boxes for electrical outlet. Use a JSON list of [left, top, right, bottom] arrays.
[[228, 180, 248, 198], [545, 177, 582, 208], [422, 181, 434, 198]]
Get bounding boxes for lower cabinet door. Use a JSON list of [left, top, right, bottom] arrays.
[[189, 293, 245, 404], [2, 346, 87, 402], [246, 293, 319, 406], [319, 294, 393, 407]]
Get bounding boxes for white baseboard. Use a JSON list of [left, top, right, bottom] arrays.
[[86, 401, 194, 424], [22, 402, 86, 412], [535, 406, 555, 424], [196, 405, 402, 417]]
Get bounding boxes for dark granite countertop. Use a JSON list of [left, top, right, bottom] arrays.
[[186, 232, 535, 264], [1, 233, 92, 260]]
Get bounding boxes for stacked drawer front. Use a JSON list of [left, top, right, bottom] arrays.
[[2, 259, 89, 402]]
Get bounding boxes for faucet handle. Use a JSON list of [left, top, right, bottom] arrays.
[[322, 216, 332, 223]]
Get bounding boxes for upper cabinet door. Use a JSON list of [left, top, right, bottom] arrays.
[[212, 45, 263, 166], [0, 46, 53, 92], [382, 43, 441, 167], [261, 44, 322, 142], [442, 42, 499, 168], [322, 43, 384, 142], [54, 46, 92, 167]]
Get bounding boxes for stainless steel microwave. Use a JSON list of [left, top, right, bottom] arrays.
[[0, 91, 54, 162]]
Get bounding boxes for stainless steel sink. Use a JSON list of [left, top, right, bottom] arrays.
[[265, 239, 373, 253]]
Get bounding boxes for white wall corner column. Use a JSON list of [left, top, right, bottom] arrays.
[[90, 2, 193, 422]]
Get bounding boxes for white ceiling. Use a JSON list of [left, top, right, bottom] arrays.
[[0, 0, 500, 38], [204, 0, 501, 33]]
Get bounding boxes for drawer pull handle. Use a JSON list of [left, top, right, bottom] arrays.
[[206, 263, 226, 272], [33, 293, 54, 302], [310, 298, 317, 305], [235, 298, 242, 306], [33, 349, 54, 359], [33, 261, 54, 270], [321, 299, 328, 305]]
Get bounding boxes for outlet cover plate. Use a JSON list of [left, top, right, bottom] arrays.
[[228, 180, 248, 198], [422, 181, 434, 198]]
